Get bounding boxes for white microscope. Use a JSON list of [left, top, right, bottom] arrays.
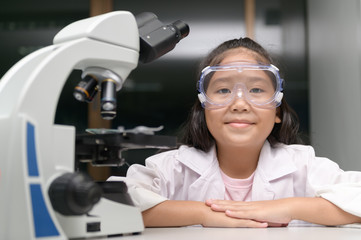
[[0, 11, 189, 239]]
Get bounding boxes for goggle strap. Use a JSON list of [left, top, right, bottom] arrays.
[[275, 92, 284, 103], [198, 93, 206, 104]]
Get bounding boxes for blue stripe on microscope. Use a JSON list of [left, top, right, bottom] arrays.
[[27, 122, 39, 176], [30, 184, 60, 237]]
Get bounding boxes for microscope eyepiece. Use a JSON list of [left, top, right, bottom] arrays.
[[136, 12, 190, 63], [73, 75, 98, 102], [170, 20, 190, 42]]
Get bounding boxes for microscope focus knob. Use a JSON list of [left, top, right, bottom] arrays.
[[48, 172, 102, 215]]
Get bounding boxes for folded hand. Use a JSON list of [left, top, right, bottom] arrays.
[[205, 199, 292, 227]]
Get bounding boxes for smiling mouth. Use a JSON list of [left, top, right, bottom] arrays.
[[226, 121, 254, 128]]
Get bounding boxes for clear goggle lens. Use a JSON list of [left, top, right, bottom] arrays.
[[197, 62, 283, 109]]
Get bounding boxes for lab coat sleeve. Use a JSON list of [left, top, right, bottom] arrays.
[[305, 148, 361, 217], [109, 149, 183, 212], [107, 176, 168, 212], [316, 183, 361, 218]]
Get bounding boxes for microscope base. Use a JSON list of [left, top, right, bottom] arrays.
[[56, 198, 144, 239]]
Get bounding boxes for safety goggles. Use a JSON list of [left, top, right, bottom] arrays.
[[197, 62, 284, 109]]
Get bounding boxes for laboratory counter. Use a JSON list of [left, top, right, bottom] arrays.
[[105, 226, 361, 240]]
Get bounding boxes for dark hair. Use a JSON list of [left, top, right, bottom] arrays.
[[179, 37, 302, 152]]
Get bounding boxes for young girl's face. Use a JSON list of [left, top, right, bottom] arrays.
[[204, 49, 281, 150]]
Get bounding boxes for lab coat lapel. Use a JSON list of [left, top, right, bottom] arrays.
[[188, 159, 225, 200], [252, 141, 298, 201], [178, 146, 225, 200], [177, 145, 217, 175]]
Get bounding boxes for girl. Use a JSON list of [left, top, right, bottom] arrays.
[[111, 37, 361, 227]]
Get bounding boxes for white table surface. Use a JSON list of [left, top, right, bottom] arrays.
[[109, 226, 361, 240]]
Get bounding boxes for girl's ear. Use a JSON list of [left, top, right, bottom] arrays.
[[275, 107, 282, 123]]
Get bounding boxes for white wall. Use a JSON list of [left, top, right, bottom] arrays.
[[308, 0, 361, 170]]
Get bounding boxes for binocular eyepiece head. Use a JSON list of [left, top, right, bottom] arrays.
[[136, 12, 190, 63]]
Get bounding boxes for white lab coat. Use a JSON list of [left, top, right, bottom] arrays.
[[109, 141, 361, 224]]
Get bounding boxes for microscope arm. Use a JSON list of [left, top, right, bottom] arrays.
[[0, 11, 189, 239], [0, 12, 139, 239]]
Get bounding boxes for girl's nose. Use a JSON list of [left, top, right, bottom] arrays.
[[230, 89, 250, 112]]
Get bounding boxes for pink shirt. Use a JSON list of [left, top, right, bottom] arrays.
[[220, 170, 255, 201]]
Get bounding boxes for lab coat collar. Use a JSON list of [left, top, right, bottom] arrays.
[[257, 141, 298, 181], [252, 141, 298, 201], [177, 145, 218, 175], [178, 141, 298, 182]]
